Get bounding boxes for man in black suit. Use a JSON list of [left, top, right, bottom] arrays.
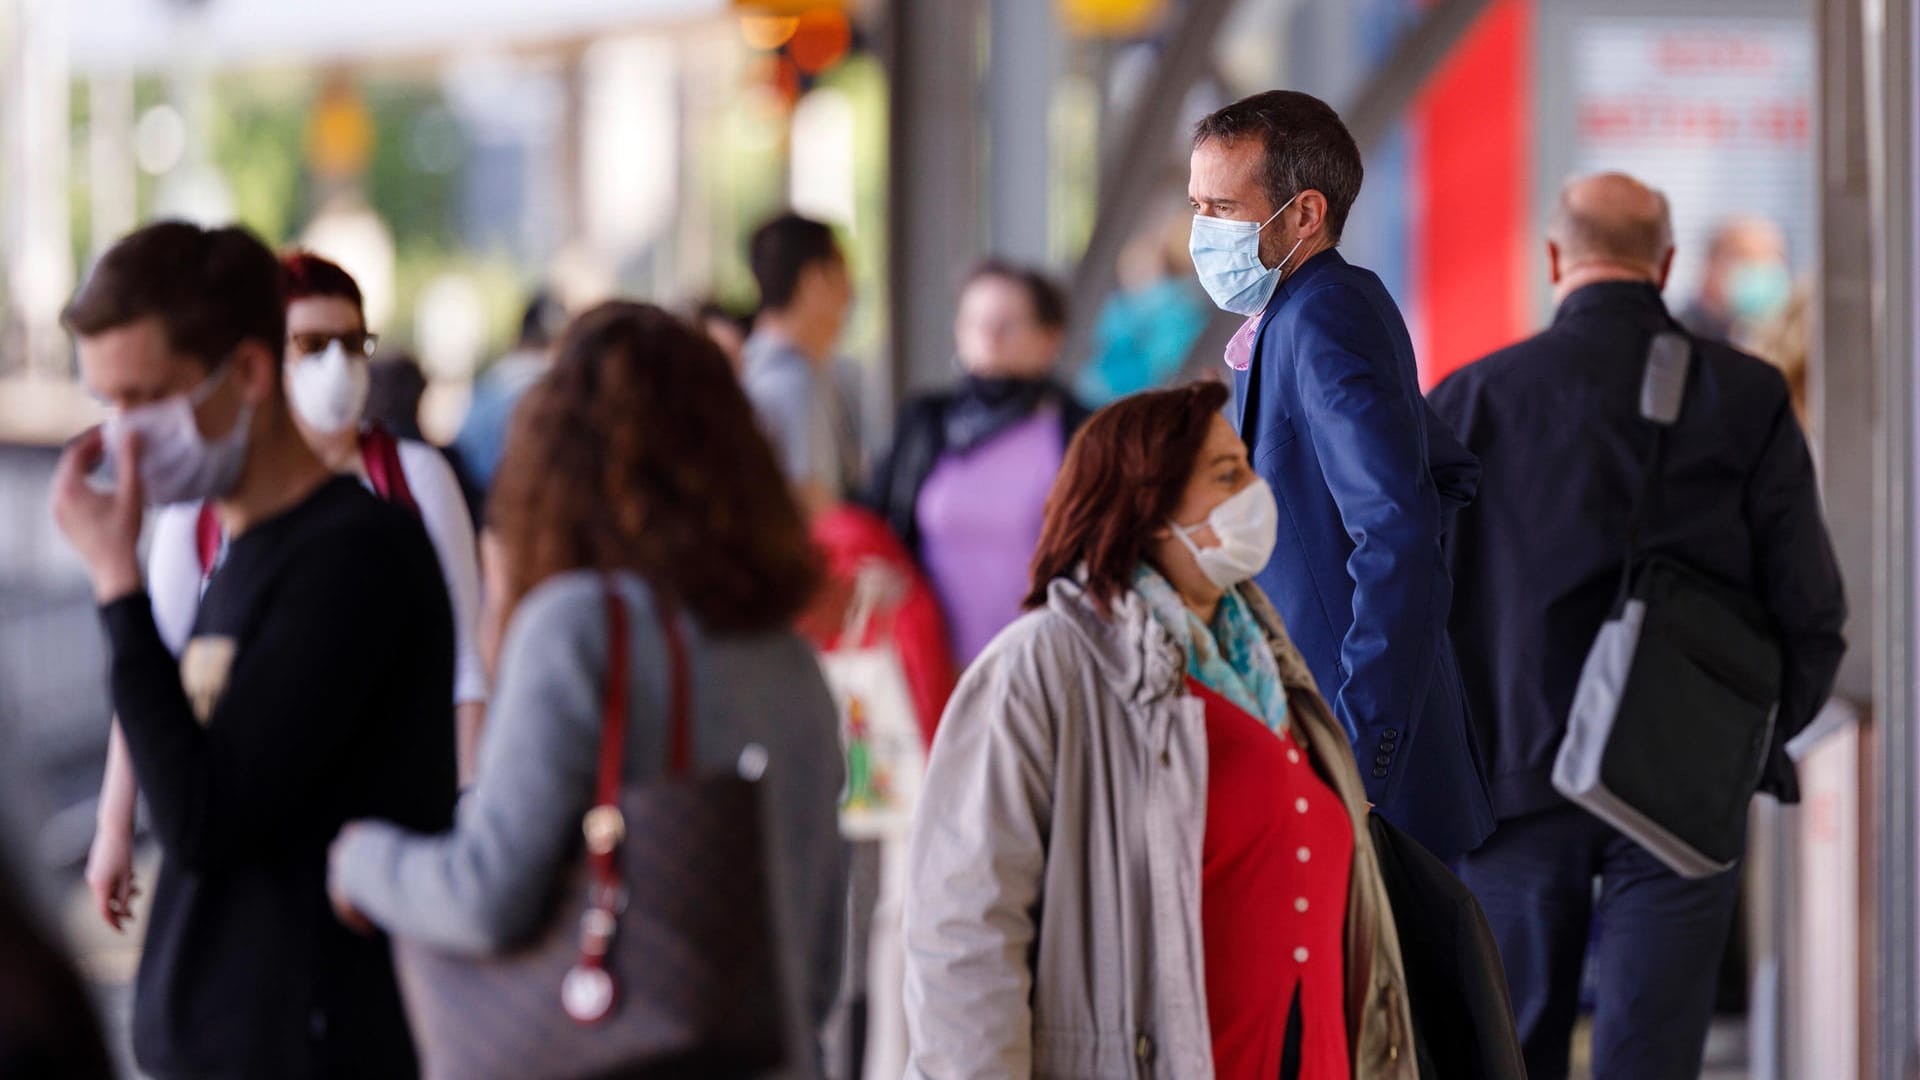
[[1428, 172, 1846, 1080]]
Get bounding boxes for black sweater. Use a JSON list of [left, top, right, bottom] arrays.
[[102, 477, 456, 1079]]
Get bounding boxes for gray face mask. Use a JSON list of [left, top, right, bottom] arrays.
[[102, 362, 254, 506]]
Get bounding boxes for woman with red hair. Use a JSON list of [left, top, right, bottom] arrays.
[[84, 252, 488, 934], [904, 383, 1416, 1079]]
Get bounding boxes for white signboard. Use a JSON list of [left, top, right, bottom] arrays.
[[1570, 18, 1815, 301]]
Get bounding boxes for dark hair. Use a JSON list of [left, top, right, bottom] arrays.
[[519, 290, 568, 348], [1026, 381, 1233, 612], [365, 354, 428, 441], [693, 298, 752, 338], [281, 251, 364, 321], [1192, 90, 1364, 243], [63, 221, 286, 368], [750, 213, 841, 311], [965, 259, 1068, 330], [489, 301, 821, 635]]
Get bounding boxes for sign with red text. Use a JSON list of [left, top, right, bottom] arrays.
[[1571, 18, 1814, 303]]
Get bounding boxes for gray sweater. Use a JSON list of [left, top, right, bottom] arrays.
[[332, 570, 845, 1078]]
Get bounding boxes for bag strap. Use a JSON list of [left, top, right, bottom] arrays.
[[1613, 329, 1695, 610], [360, 424, 420, 516], [565, 577, 692, 1024], [659, 590, 693, 776], [565, 580, 634, 1024], [194, 501, 222, 579]]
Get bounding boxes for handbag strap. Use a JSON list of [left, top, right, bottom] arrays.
[[1613, 329, 1695, 610], [566, 576, 692, 1024]]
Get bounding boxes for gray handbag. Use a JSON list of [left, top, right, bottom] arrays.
[[1552, 330, 1784, 879]]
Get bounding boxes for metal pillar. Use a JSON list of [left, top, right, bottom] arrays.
[[987, 0, 1057, 266], [5, 0, 73, 379], [1864, 0, 1920, 1072], [883, 0, 985, 399], [1058, 0, 1243, 370], [1815, 0, 1885, 1069], [88, 74, 136, 260]]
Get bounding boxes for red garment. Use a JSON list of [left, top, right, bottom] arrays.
[[1193, 678, 1353, 1080], [802, 504, 958, 747]]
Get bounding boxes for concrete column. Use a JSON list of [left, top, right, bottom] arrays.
[[987, 0, 1057, 266], [5, 0, 73, 379], [882, 0, 985, 400], [89, 73, 136, 259]]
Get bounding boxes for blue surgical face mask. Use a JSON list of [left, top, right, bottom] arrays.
[[1190, 193, 1303, 316], [1727, 261, 1792, 323]]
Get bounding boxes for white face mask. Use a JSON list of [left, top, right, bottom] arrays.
[[287, 340, 371, 436], [1189, 193, 1307, 316], [1170, 478, 1280, 590], [102, 361, 255, 506]]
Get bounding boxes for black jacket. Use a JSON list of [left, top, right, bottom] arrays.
[[1368, 814, 1525, 1080], [1428, 282, 1847, 821], [866, 379, 1091, 557]]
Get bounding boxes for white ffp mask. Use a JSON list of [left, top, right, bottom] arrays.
[[288, 341, 370, 436], [102, 362, 254, 506], [1170, 478, 1280, 589]]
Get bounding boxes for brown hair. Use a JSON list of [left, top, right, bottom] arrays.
[[965, 259, 1068, 329], [281, 251, 364, 320], [64, 221, 286, 368], [488, 301, 821, 634], [1025, 381, 1232, 612]]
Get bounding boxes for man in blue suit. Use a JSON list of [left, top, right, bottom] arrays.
[[1188, 91, 1493, 860]]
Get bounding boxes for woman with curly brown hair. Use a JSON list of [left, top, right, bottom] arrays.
[[325, 301, 846, 1079]]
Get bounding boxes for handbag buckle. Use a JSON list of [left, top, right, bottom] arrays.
[[583, 804, 626, 855], [562, 963, 617, 1024], [579, 906, 619, 957]]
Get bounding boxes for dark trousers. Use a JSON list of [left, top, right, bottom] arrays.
[[1456, 804, 1741, 1080]]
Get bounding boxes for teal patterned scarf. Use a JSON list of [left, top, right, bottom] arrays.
[[1133, 564, 1289, 734]]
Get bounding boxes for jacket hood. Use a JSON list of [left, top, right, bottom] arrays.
[[1042, 572, 1326, 707]]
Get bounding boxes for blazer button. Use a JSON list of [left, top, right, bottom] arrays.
[[1372, 767, 1388, 778], [1383, 728, 1399, 740], [1375, 755, 1391, 767], [1378, 742, 1394, 754]]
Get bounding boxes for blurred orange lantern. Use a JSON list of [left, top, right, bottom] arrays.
[[1059, 0, 1169, 37], [306, 78, 374, 180], [789, 7, 852, 74], [732, 0, 847, 17], [739, 13, 800, 50]]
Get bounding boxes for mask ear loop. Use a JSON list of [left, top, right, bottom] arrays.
[[1261, 192, 1310, 281]]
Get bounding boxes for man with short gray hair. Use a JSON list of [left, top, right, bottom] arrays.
[[1429, 173, 1846, 1079]]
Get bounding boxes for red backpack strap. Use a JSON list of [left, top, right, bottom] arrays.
[[359, 425, 419, 515], [193, 502, 222, 579]]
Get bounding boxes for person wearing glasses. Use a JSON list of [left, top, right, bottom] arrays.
[[84, 251, 488, 937]]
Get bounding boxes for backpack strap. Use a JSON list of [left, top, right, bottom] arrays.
[[360, 424, 419, 515], [194, 502, 222, 580]]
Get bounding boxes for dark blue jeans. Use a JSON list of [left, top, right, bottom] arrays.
[[1456, 804, 1741, 1080]]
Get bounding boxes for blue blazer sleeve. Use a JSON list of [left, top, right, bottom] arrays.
[[1290, 284, 1452, 804]]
